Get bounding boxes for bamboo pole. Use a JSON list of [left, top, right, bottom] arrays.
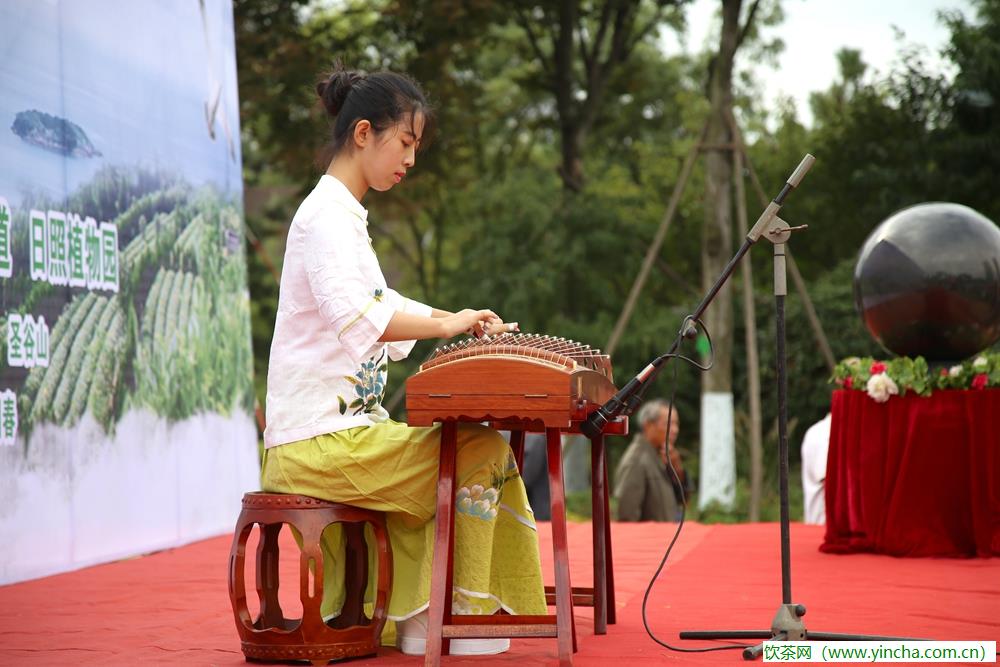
[[243, 220, 281, 284], [733, 148, 764, 521], [605, 123, 709, 355], [244, 220, 281, 437]]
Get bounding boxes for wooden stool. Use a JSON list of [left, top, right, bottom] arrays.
[[228, 492, 392, 665]]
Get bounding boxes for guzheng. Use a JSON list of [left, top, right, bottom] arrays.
[[406, 333, 619, 429]]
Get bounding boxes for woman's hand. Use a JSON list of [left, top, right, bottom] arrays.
[[481, 319, 520, 337], [440, 309, 500, 339]]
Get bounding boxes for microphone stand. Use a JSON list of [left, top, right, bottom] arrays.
[[584, 153, 926, 660], [674, 170, 926, 660]]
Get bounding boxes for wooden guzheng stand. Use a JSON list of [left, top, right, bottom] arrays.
[[406, 333, 628, 666]]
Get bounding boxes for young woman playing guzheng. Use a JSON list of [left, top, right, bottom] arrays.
[[260, 66, 546, 656]]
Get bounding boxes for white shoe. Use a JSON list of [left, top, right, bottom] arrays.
[[396, 610, 511, 656]]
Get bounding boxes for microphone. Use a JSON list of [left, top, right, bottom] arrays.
[[580, 362, 657, 439], [582, 319, 700, 439]]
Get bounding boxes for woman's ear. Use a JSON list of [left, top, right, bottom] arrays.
[[353, 120, 372, 148]]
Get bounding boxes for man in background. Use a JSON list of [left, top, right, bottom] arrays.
[[614, 399, 689, 521]]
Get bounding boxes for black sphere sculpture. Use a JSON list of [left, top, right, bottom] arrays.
[[854, 202, 1000, 361]]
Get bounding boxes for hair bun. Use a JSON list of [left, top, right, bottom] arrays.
[[317, 69, 363, 117]]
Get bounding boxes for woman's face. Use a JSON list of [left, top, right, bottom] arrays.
[[360, 111, 425, 193]]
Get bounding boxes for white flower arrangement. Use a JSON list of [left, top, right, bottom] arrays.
[[834, 354, 1000, 399], [866, 372, 900, 403]]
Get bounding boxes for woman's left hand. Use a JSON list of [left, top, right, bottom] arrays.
[[479, 318, 519, 338]]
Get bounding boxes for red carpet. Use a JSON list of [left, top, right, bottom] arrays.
[[1, 521, 997, 665]]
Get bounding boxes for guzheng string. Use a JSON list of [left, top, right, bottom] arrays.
[[423, 333, 612, 377]]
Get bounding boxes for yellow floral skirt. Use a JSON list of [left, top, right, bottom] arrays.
[[260, 420, 547, 642]]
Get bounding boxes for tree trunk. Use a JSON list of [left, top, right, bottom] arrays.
[[560, 126, 585, 192], [698, 0, 742, 511], [554, 0, 584, 191]]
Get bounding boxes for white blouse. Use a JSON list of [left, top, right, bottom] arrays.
[[263, 175, 431, 448]]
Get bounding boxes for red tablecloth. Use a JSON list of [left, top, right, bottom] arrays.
[[822, 389, 1000, 557]]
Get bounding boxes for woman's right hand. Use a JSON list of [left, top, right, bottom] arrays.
[[441, 309, 499, 339]]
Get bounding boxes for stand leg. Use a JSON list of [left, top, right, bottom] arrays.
[[590, 434, 608, 634], [775, 282, 793, 604], [425, 421, 458, 667], [603, 458, 616, 624], [547, 427, 576, 664]]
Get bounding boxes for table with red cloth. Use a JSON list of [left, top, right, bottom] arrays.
[[821, 388, 1000, 557]]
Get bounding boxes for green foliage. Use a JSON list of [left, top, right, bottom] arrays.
[[565, 490, 598, 522], [694, 470, 804, 523], [888, 356, 932, 396]]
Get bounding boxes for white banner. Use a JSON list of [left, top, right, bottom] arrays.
[[0, 0, 257, 584]]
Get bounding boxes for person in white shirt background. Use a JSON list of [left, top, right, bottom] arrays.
[[801, 412, 832, 525], [260, 65, 546, 656]]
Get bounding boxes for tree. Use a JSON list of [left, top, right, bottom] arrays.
[[697, 0, 763, 510], [937, 0, 1000, 222], [807, 48, 867, 123], [510, 0, 687, 191]]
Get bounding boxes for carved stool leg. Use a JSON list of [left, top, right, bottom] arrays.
[[257, 523, 285, 628], [229, 518, 253, 628], [299, 520, 326, 639], [371, 515, 393, 630], [341, 522, 368, 626]]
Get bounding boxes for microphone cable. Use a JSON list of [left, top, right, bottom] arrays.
[[637, 316, 750, 654]]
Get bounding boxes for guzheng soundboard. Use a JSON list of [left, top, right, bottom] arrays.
[[406, 333, 619, 429]]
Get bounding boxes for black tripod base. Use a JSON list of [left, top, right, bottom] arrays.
[[680, 603, 926, 660]]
